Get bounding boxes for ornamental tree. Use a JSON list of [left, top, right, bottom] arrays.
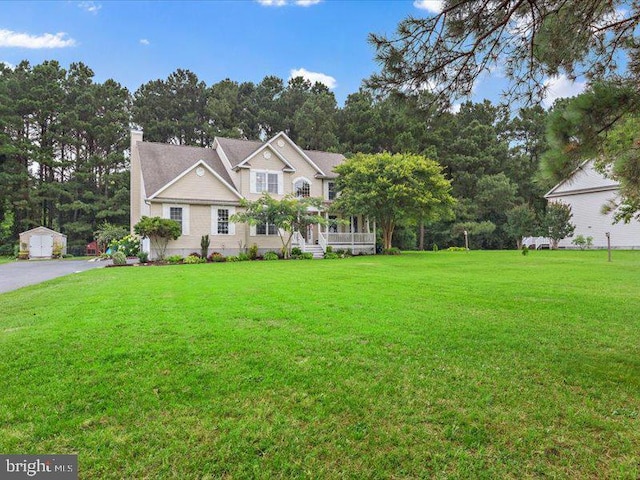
[[333, 152, 455, 250], [542, 202, 576, 249], [230, 194, 328, 258], [505, 204, 538, 249], [133, 216, 181, 260]]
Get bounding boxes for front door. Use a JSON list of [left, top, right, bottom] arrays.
[[306, 224, 314, 244]]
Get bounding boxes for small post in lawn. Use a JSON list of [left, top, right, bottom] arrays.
[[606, 232, 611, 262], [464, 230, 469, 251]]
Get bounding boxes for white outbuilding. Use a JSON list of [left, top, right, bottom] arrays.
[[544, 160, 640, 249], [19, 226, 67, 258]]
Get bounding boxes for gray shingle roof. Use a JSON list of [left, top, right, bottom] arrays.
[[138, 142, 236, 197], [216, 137, 263, 168], [303, 150, 345, 178]]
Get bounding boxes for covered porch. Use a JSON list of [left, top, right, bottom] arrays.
[[292, 214, 376, 255]]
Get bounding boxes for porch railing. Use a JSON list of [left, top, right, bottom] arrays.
[[318, 231, 327, 251], [292, 231, 306, 252], [326, 233, 375, 244]]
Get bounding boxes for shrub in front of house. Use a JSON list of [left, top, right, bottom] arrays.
[[248, 244, 259, 260], [237, 253, 250, 261], [112, 251, 127, 265], [263, 251, 279, 261], [300, 252, 314, 260], [383, 247, 402, 255], [109, 234, 140, 257], [184, 255, 206, 264], [138, 251, 149, 263], [291, 247, 302, 257], [208, 252, 226, 263], [167, 255, 184, 264], [324, 252, 340, 259], [226, 256, 240, 262]]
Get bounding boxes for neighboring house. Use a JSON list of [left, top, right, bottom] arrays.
[[130, 130, 376, 258], [19, 226, 67, 258], [539, 159, 640, 249]]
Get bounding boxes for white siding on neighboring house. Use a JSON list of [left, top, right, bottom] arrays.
[[546, 160, 640, 249]]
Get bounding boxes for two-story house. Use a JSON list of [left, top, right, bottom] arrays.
[[130, 130, 376, 258]]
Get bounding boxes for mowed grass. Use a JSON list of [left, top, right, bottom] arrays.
[[0, 251, 639, 479]]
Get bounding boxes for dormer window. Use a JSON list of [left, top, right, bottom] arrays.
[[294, 178, 311, 198]]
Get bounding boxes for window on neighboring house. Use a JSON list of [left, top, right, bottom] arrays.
[[256, 222, 278, 235], [328, 181, 336, 200], [217, 209, 229, 235], [255, 171, 280, 194], [294, 179, 310, 198], [170, 207, 183, 232]]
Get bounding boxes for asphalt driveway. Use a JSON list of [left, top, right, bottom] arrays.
[[0, 259, 106, 294]]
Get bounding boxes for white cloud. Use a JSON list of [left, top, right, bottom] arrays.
[[290, 68, 336, 89], [257, 0, 287, 6], [0, 29, 76, 49], [413, 0, 443, 13], [78, 1, 102, 14], [140, 39, 150, 46], [543, 75, 586, 107], [257, 0, 322, 6]]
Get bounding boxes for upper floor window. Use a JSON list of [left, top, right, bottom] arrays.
[[327, 181, 336, 200], [251, 170, 281, 194], [294, 178, 311, 198]]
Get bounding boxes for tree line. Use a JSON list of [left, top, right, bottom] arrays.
[[0, 60, 553, 254]]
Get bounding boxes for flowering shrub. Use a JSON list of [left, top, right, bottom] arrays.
[[109, 234, 140, 257]]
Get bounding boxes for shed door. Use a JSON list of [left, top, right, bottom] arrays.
[[29, 235, 54, 257]]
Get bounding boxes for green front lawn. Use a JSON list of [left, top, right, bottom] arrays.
[[0, 256, 15, 264], [1, 251, 638, 478]]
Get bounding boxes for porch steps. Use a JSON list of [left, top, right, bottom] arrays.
[[304, 244, 325, 259]]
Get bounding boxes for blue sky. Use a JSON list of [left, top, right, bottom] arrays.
[[0, 0, 585, 107]]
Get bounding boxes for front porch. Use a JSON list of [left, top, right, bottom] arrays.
[[292, 214, 376, 255]]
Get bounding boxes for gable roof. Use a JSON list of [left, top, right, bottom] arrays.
[[217, 133, 345, 178], [149, 159, 243, 200], [215, 137, 263, 168], [138, 142, 237, 198], [304, 150, 345, 179], [20, 226, 66, 237], [545, 159, 619, 198]]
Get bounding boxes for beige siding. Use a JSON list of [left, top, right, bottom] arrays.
[[270, 139, 322, 192], [159, 167, 239, 202], [130, 130, 144, 233]]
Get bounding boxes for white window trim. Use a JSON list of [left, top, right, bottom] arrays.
[[162, 204, 190, 236], [325, 180, 337, 201], [249, 222, 278, 237], [211, 206, 236, 236], [250, 169, 283, 195], [293, 176, 312, 198]]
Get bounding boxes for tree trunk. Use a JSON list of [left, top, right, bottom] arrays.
[[419, 221, 425, 250]]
